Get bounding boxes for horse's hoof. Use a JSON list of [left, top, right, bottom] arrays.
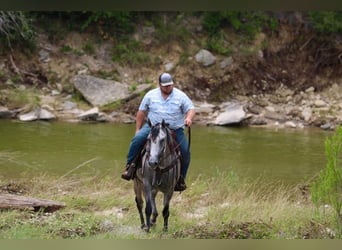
[[140, 224, 146, 229], [142, 225, 150, 233]]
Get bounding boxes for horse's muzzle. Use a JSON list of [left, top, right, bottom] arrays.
[[148, 159, 159, 169]]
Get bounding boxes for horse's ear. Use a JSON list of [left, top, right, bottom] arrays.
[[148, 118, 153, 127], [161, 119, 170, 128]]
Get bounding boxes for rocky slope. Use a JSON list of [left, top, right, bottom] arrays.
[[0, 15, 341, 130]]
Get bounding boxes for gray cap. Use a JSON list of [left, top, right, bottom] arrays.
[[159, 73, 174, 86]]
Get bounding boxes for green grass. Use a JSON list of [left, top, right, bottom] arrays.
[[0, 169, 337, 239], [0, 88, 41, 110]]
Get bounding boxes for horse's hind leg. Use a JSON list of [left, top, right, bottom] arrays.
[[134, 181, 145, 229], [162, 194, 172, 232], [135, 196, 145, 229]]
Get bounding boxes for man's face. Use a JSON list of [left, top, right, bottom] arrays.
[[160, 84, 173, 95]]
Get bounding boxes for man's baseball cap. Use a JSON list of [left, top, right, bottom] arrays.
[[159, 73, 174, 86]]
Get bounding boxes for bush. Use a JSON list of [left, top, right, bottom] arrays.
[[311, 125, 342, 236], [202, 11, 277, 40], [0, 11, 36, 52], [309, 11, 342, 34]]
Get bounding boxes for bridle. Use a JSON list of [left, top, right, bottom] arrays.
[[145, 123, 180, 174]]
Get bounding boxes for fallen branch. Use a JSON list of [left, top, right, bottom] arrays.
[[9, 54, 21, 75], [0, 193, 66, 212]]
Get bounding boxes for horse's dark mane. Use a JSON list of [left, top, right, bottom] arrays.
[[151, 124, 161, 140], [150, 123, 173, 147]]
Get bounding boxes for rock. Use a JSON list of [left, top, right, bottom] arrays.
[[314, 99, 326, 107], [73, 75, 151, 107], [220, 56, 233, 69], [19, 111, 38, 121], [78, 107, 99, 121], [62, 101, 77, 110], [19, 108, 56, 121], [164, 62, 175, 71], [211, 102, 247, 126], [39, 109, 56, 120], [248, 116, 268, 126], [38, 49, 50, 63], [305, 86, 315, 93], [301, 107, 312, 122], [51, 90, 60, 96], [195, 49, 216, 66], [194, 102, 216, 114], [285, 121, 297, 128], [265, 106, 276, 112], [0, 107, 13, 118], [320, 123, 334, 130]]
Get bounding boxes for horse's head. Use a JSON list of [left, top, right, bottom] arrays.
[[147, 119, 169, 169]]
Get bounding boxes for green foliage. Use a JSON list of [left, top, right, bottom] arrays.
[[82, 41, 95, 55], [81, 11, 135, 37], [153, 13, 191, 46], [202, 11, 278, 40], [311, 126, 342, 233], [1, 88, 40, 109], [60, 45, 83, 56], [0, 11, 36, 52], [309, 11, 342, 34], [206, 33, 233, 56], [111, 39, 152, 66]]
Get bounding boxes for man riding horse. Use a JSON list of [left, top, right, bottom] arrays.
[[121, 72, 195, 191]]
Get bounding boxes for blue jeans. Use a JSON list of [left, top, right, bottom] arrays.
[[126, 123, 190, 178]]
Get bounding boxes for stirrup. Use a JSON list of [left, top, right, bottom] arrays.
[[121, 163, 135, 181], [174, 176, 187, 192]]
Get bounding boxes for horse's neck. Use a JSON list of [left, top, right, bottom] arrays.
[[162, 133, 177, 164]]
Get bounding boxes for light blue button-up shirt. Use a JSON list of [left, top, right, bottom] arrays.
[[138, 87, 194, 129]]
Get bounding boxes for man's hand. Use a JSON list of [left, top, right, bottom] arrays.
[[184, 117, 192, 127], [184, 109, 195, 127]]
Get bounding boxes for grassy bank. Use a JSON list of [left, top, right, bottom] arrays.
[[0, 168, 337, 239]]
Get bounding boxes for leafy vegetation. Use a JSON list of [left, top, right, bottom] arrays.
[[111, 39, 151, 66], [311, 125, 342, 237], [1, 11, 340, 58], [202, 11, 278, 40], [0, 11, 35, 53], [0, 88, 40, 109], [309, 11, 342, 34]]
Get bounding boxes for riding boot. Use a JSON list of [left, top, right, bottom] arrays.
[[121, 163, 136, 181], [174, 175, 187, 191]]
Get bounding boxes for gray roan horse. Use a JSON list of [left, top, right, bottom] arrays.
[[133, 119, 181, 232]]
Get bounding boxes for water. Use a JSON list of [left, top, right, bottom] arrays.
[[0, 119, 332, 185]]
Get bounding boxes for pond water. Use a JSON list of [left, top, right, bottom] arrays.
[[0, 119, 332, 185]]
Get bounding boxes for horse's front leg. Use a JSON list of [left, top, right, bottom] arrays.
[[144, 198, 152, 232], [162, 193, 173, 232], [151, 190, 158, 226], [143, 184, 154, 232]]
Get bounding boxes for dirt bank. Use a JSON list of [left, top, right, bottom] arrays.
[[0, 14, 341, 128]]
